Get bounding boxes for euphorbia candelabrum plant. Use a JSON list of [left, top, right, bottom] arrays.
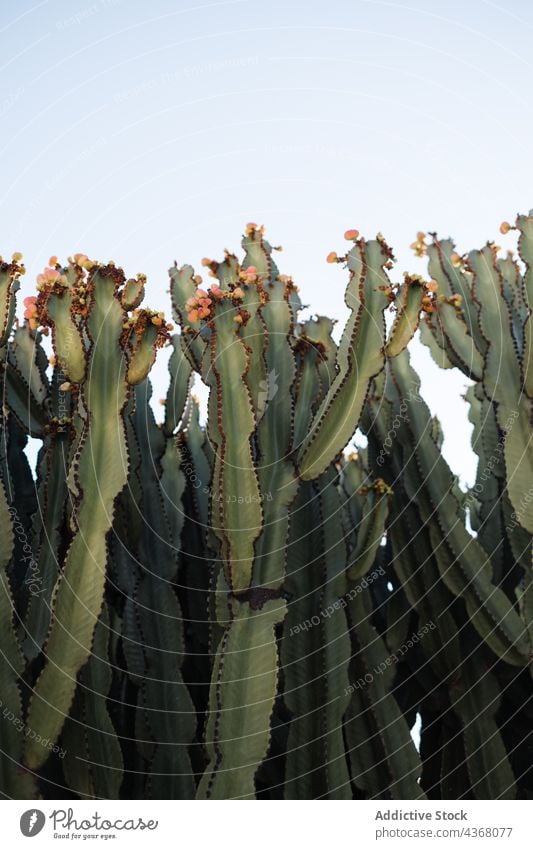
[[0, 216, 531, 801]]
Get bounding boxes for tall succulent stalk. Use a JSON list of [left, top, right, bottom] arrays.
[[168, 225, 426, 798]]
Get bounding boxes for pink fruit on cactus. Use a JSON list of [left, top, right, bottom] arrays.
[[344, 229, 359, 241], [23, 296, 38, 329]]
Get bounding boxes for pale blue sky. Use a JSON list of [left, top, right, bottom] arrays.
[[2, 0, 533, 483]]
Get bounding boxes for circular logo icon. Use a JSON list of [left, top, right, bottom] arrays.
[[20, 810, 46, 837]]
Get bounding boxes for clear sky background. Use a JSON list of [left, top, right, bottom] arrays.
[[2, 0, 532, 485]]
